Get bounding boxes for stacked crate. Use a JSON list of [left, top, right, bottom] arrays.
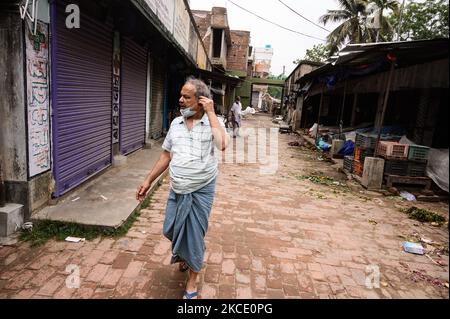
[[406, 145, 429, 177], [377, 141, 429, 177], [353, 132, 377, 176], [343, 155, 354, 173]]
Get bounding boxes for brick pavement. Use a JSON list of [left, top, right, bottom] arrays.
[[0, 114, 448, 299]]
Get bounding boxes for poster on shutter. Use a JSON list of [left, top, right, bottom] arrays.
[[173, 0, 190, 53], [112, 32, 120, 144], [26, 19, 50, 177]]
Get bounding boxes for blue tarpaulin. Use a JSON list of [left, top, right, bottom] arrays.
[[338, 140, 355, 156]]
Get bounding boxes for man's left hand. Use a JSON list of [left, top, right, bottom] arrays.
[[199, 96, 214, 113]]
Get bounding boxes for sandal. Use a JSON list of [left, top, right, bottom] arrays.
[[179, 261, 189, 272], [183, 290, 198, 299]]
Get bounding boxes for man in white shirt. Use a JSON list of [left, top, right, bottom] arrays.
[[230, 96, 242, 137], [136, 77, 229, 299]]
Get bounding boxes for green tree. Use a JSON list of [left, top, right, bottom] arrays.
[[268, 73, 287, 80], [319, 0, 374, 54], [267, 86, 282, 99], [294, 44, 331, 64], [388, 0, 449, 41], [369, 0, 399, 41]]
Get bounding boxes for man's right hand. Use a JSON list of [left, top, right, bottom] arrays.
[[136, 181, 151, 202]]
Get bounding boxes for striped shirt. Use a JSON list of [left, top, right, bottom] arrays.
[[162, 113, 225, 194]]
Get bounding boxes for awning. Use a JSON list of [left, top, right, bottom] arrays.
[[299, 82, 312, 94], [296, 38, 449, 87], [210, 87, 225, 95], [195, 68, 242, 85]]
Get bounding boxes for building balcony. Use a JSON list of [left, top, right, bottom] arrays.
[[211, 56, 227, 70]]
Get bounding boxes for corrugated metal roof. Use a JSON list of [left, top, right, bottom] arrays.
[[296, 38, 449, 86]]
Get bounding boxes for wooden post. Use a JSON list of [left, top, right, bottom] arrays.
[[339, 81, 347, 135], [374, 60, 395, 156], [316, 89, 324, 144]]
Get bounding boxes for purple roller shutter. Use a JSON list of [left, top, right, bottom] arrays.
[[120, 38, 147, 155], [150, 60, 165, 139], [51, 2, 112, 197]]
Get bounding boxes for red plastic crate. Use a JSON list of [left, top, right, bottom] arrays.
[[354, 145, 374, 164], [354, 146, 361, 162], [377, 141, 408, 160], [353, 160, 363, 176]]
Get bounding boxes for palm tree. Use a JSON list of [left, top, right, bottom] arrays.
[[370, 0, 399, 41], [319, 0, 373, 55]]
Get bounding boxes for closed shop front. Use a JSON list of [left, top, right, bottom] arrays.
[[120, 38, 147, 154], [150, 58, 166, 139], [50, 1, 113, 197]]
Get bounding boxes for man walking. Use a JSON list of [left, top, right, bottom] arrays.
[[136, 77, 228, 299], [230, 96, 242, 137]]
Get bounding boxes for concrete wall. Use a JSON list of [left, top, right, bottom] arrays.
[[220, 28, 227, 68], [193, 7, 234, 70], [29, 171, 53, 213], [211, 7, 228, 29], [0, 12, 27, 183], [0, 9, 53, 220], [192, 10, 212, 58]]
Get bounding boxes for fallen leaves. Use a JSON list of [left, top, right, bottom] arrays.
[[400, 206, 446, 225]]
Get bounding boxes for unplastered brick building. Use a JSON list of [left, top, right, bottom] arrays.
[[192, 7, 252, 110]]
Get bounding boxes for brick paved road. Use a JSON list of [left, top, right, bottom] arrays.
[[0, 114, 448, 299]]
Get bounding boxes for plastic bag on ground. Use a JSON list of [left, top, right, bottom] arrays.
[[400, 191, 416, 202]]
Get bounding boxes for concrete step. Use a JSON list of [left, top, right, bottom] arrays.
[[0, 203, 24, 237]]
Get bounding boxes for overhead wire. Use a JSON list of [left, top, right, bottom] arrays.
[[226, 0, 326, 42], [277, 0, 330, 32]]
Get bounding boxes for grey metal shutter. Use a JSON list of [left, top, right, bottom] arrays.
[[51, 2, 112, 197], [150, 60, 165, 139], [120, 38, 147, 155]]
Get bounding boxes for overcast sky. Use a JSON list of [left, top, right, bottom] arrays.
[[189, 0, 341, 76]]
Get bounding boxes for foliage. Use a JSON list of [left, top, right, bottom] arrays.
[[388, 0, 449, 41], [296, 171, 348, 188], [20, 210, 142, 247], [20, 192, 155, 247], [267, 86, 282, 99], [319, 0, 374, 54], [268, 73, 287, 80], [400, 206, 446, 224], [369, 0, 399, 41], [294, 44, 331, 64], [316, 0, 449, 55]]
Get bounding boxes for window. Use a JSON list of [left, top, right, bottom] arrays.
[[212, 29, 223, 58]]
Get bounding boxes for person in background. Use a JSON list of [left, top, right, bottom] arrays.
[[230, 96, 242, 137]]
